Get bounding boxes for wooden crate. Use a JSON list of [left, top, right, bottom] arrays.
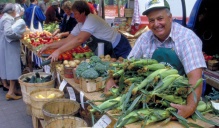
[[80, 77, 105, 93], [208, 60, 219, 71]]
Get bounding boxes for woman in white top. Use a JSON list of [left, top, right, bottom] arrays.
[[15, 0, 25, 18], [39, 0, 132, 61]]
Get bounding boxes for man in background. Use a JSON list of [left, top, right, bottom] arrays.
[[38, 0, 50, 13], [45, 1, 61, 24]]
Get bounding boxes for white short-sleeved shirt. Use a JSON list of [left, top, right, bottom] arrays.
[[71, 14, 120, 47], [14, 3, 24, 18]]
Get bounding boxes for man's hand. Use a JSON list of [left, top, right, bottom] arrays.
[[170, 68, 203, 119], [47, 49, 61, 62], [104, 78, 117, 92], [170, 103, 196, 119]]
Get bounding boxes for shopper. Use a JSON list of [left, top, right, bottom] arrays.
[[20, 0, 28, 11], [105, 0, 207, 119], [60, 0, 68, 18], [38, 0, 50, 14], [24, 0, 46, 29], [0, 3, 25, 100], [19, 0, 28, 19], [14, 0, 25, 19], [52, 1, 77, 38], [39, 0, 131, 60], [45, 1, 61, 24], [0, 3, 9, 90]]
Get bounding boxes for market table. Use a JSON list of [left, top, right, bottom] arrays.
[[57, 71, 219, 128], [204, 69, 219, 90]]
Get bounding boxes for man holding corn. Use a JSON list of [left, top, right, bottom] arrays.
[[105, 0, 206, 119]]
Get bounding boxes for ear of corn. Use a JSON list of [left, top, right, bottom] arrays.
[[196, 100, 207, 112], [145, 109, 171, 125], [124, 77, 144, 86], [143, 63, 166, 71], [128, 59, 158, 70], [132, 69, 168, 95], [116, 109, 153, 128], [159, 69, 179, 79], [153, 74, 180, 93], [89, 96, 122, 113], [112, 69, 124, 79], [155, 94, 186, 105]]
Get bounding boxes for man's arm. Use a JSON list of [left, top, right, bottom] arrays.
[[171, 68, 203, 118]]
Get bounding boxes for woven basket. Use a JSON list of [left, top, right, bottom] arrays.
[[42, 99, 80, 122], [45, 116, 88, 128], [30, 88, 64, 119], [18, 72, 55, 105]]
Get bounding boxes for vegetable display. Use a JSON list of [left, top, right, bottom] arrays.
[[86, 58, 218, 128], [76, 56, 110, 79], [23, 72, 52, 83]]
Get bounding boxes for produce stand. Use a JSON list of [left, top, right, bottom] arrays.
[[19, 31, 219, 128], [56, 70, 219, 128]]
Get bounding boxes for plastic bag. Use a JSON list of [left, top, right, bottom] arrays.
[[30, 6, 43, 32], [11, 19, 26, 36]]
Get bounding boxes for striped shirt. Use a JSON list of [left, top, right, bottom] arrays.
[[128, 22, 207, 74]]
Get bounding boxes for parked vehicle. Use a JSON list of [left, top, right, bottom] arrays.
[[187, 0, 219, 55]]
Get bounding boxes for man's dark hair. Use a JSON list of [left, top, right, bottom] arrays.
[[30, 0, 35, 3], [72, 0, 90, 16], [15, 0, 23, 4]]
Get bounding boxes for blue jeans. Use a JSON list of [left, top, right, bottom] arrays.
[[202, 73, 206, 96], [113, 35, 132, 59]]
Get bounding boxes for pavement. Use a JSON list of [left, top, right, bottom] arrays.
[[0, 87, 33, 128]]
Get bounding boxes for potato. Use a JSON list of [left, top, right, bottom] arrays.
[[74, 59, 81, 65], [63, 60, 69, 65]]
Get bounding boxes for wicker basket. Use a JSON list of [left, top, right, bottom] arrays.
[[42, 99, 80, 122], [64, 66, 74, 78], [30, 88, 64, 119], [45, 116, 88, 128], [18, 72, 55, 105]]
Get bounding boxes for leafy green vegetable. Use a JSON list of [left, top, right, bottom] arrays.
[[81, 68, 99, 79], [75, 61, 90, 77]]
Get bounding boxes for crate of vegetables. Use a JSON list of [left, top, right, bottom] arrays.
[[80, 77, 105, 92], [208, 60, 219, 71], [75, 56, 109, 92]]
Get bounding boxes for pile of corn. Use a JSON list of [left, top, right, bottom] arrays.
[[88, 59, 218, 128]]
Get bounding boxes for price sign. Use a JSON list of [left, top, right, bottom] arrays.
[[57, 72, 61, 84], [92, 115, 111, 128], [80, 91, 85, 109], [67, 87, 76, 101], [59, 79, 67, 91]]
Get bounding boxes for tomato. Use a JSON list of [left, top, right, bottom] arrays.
[[62, 53, 69, 60], [58, 54, 63, 60]]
